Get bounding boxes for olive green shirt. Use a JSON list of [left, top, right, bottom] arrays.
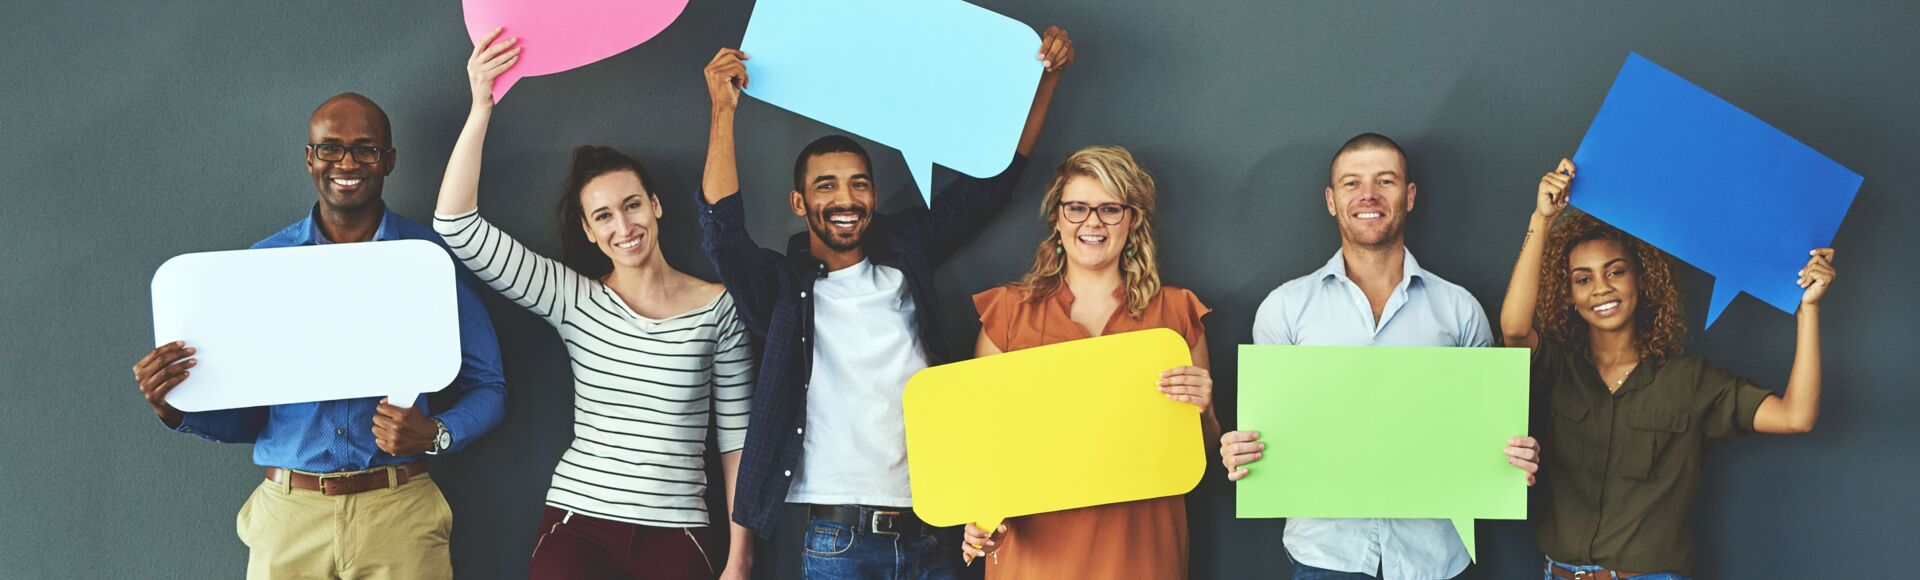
[[1532, 337, 1774, 575]]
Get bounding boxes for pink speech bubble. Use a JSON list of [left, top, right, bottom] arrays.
[[463, 0, 690, 102]]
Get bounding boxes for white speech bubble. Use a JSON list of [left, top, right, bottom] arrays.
[[150, 240, 461, 411]]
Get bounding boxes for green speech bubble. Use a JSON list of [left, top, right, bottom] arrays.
[[1234, 346, 1529, 561]]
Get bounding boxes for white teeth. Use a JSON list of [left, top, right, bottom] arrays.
[[613, 237, 641, 249], [1593, 300, 1620, 313], [331, 177, 363, 186], [828, 215, 858, 225], [1356, 212, 1383, 219], [1077, 235, 1106, 244]]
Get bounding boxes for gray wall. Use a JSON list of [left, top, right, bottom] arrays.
[[3, 1, 1914, 578]]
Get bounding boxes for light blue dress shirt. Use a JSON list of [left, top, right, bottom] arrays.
[[1251, 248, 1492, 580]]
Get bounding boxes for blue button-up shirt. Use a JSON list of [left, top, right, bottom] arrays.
[[169, 205, 507, 473], [697, 157, 1027, 537], [1251, 248, 1492, 580]]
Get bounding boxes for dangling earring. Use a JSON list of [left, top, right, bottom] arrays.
[[1124, 240, 1135, 258], [1055, 242, 1065, 255]]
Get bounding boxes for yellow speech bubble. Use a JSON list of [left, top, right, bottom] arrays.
[[903, 328, 1205, 535]]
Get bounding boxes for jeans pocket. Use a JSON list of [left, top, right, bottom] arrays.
[[803, 521, 856, 557]]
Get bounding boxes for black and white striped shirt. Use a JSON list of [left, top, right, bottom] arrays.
[[435, 210, 753, 527]]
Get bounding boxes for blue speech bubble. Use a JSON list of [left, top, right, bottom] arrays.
[[1571, 53, 1862, 328], [740, 0, 1043, 203]]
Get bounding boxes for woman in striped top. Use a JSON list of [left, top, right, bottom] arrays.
[[432, 32, 754, 579]]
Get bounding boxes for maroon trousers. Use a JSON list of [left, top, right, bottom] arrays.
[[529, 506, 719, 579]]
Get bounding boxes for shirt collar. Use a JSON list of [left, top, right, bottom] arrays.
[[1316, 246, 1427, 288], [296, 203, 397, 245]]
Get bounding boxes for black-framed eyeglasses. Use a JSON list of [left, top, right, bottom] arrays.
[[1059, 201, 1132, 225], [307, 143, 393, 164]]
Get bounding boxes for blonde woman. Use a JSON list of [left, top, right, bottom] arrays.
[[960, 146, 1217, 579]]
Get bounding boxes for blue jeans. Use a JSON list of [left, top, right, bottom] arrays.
[[1544, 556, 1690, 580], [801, 515, 959, 580]]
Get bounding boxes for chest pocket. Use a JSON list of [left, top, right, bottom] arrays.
[[1619, 411, 1690, 481]]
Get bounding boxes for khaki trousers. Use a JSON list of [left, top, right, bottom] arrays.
[[234, 471, 453, 579]]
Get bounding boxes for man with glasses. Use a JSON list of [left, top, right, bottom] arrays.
[[131, 92, 506, 579], [1219, 133, 1539, 580], [696, 27, 1073, 579]]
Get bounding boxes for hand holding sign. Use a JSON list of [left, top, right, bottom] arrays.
[[148, 240, 461, 412], [461, 0, 689, 102], [1570, 52, 1862, 327], [903, 329, 1204, 555], [1235, 346, 1530, 561], [740, 0, 1047, 202]]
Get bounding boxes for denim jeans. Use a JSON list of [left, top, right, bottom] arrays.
[[800, 514, 960, 580], [1544, 556, 1690, 580], [1288, 548, 1382, 580]]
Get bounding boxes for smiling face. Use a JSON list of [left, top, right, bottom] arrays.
[[1055, 174, 1134, 273], [305, 95, 394, 213], [791, 151, 876, 254], [1566, 237, 1640, 334], [577, 170, 662, 270], [1325, 146, 1415, 250]]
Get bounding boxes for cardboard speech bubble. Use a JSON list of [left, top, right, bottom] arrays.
[[739, 0, 1043, 203], [1235, 345, 1530, 562], [149, 240, 461, 411], [462, 0, 690, 102], [1571, 52, 1862, 328], [904, 328, 1204, 534]]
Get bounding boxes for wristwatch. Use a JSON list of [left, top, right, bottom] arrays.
[[426, 419, 451, 455]]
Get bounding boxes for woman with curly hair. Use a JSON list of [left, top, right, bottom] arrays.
[[957, 146, 1216, 579], [1499, 159, 1837, 580]]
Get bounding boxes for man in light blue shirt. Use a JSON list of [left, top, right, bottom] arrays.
[[1220, 133, 1540, 580]]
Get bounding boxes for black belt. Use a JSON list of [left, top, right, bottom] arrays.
[[808, 504, 934, 537]]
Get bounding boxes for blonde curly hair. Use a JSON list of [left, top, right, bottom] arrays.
[[1016, 146, 1161, 318], [1537, 212, 1688, 366]]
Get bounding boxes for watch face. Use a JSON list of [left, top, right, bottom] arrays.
[[433, 422, 451, 453]]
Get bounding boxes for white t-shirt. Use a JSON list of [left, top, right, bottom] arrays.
[[785, 258, 927, 507]]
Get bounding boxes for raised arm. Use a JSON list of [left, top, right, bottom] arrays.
[[1500, 158, 1574, 348], [1752, 248, 1836, 434], [702, 49, 748, 205], [1016, 26, 1074, 157], [434, 29, 520, 217]]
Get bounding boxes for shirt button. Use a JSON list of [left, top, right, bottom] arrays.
[[783, 470, 792, 477], [800, 291, 807, 298], [335, 428, 345, 436], [797, 427, 804, 435]]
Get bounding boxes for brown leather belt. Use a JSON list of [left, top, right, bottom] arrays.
[[1545, 560, 1647, 579], [264, 459, 429, 496]]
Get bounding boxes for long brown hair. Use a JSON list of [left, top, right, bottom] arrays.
[[1015, 146, 1162, 317], [1537, 212, 1687, 366]]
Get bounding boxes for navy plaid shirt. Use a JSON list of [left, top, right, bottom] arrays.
[[696, 156, 1028, 537]]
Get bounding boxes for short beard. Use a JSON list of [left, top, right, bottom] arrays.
[[808, 213, 865, 253]]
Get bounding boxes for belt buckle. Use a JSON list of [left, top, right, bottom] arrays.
[[317, 471, 353, 496], [869, 510, 902, 536]]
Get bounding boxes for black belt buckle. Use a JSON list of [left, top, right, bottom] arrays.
[[869, 509, 902, 536]]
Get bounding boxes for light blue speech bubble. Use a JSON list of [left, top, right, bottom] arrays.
[[1571, 53, 1862, 328], [740, 0, 1043, 203]]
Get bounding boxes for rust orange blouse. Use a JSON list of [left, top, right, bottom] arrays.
[[971, 283, 1211, 580]]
